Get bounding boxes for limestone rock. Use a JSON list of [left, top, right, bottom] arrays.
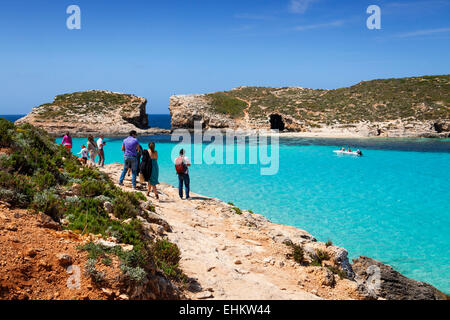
[[103, 201, 113, 213], [38, 212, 61, 231], [352, 256, 447, 300], [56, 253, 73, 267], [15, 90, 170, 137], [139, 212, 172, 232]]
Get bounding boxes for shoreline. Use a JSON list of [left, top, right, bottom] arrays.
[[100, 163, 448, 299], [169, 128, 450, 139]]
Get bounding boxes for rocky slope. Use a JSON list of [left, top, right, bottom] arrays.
[[15, 90, 169, 137], [169, 75, 450, 138], [0, 119, 184, 300], [0, 202, 181, 300]]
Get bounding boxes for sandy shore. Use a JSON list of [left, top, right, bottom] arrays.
[[100, 163, 362, 300]]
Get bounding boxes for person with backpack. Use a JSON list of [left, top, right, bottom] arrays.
[[175, 149, 191, 200], [139, 145, 153, 196]]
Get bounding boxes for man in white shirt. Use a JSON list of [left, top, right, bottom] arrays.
[[97, 135, 106, 167]]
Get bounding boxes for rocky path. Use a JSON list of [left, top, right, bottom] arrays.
[[101, 164, 361, 300]]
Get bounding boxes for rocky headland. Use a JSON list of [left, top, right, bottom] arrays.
[[15, 90, 170, 137], [169, 75, 450, 138]]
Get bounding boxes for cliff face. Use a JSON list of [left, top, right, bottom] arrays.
[[15, 90, 168, 137], [169, 95, 236, 129], [169, 75, 450, 138]]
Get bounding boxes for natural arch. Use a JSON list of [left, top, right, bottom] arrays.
[[270, 114, 285, 131]]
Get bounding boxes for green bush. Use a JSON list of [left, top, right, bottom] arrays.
[[311, 249, 331, 267], [326, 265, 347, 280], [78, 242, 149, 284], [0, 118, 14, 147], [292, 244, 306, 265], [0, 171, 35, 207], [112, 193, 141, 219], [206, 93, 247, 118], [33, 170, 57, 190], [32, 190, 64, 221], [151, 239, 185, 281], [80, 179, 106, 197]]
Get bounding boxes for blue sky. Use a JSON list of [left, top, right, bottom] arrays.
[[0, 0, 449, 114]]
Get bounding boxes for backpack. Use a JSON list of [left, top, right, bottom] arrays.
[[175, 156, 187, 174]]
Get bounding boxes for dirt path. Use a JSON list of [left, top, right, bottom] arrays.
[[101, 164, 360, 300]]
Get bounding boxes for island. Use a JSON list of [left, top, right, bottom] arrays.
[[169, 75, 450, 138], [15, 90, 170, 137]]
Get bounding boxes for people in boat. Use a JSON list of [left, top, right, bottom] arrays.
[[347, 147, 352, 152], [356, 149, 362, 156]]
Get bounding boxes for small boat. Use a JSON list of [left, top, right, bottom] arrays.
[[333, 150, 363, 156]]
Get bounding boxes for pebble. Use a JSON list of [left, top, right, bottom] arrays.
[[234, 259, 242, 265], [56, 253, 73, 267], [197, 291, 214, 299]]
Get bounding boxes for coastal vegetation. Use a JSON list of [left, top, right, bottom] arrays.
[[0, 118, 185, 284], [286, 243, 347, 280], [31, 90, 143, 119], [205, 92, 247, 118], [208, 75, 450, 124]]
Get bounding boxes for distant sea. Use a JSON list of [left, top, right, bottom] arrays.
[[1, 114, 172, 129]]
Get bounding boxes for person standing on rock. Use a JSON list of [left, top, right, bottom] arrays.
[[119, 130, 140, 189], [97, 135, 106, 167], [175, 149, 191, 200], [61, 132, 72, 153], [86, 135, 98, 167]]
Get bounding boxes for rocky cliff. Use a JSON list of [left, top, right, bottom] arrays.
[[169, 75, 450, 138], [16, 90, 169, 137]]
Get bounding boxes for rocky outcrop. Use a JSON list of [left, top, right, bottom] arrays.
[[169, 95, 235, 129], [352, 257, 447, 300], [16, 90, 169, 137], [169, 94, 450, 138], [169, 75, 450, 138]]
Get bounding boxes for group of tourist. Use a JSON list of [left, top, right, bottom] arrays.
[[61, 131, 192, 201], [62, 132, 106, 167]]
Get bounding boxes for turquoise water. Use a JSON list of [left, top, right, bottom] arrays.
[[57, 135, 450, 293]]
